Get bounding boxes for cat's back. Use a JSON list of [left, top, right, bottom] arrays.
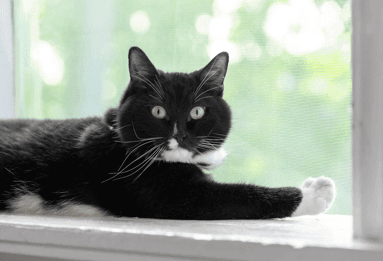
[[0, 117, 102, 158], [0, 119, 35, 136], [1, 117, 99, 138]]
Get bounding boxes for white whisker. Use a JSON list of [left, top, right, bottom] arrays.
[[131, 122, 143, 140], [211, 133, 228, 138], [113, 145, 165, 182], [113, 124, 131, 131], [118, 143, 163, 173], [194, 70, 219, 99], [132, 147, 166, 183], [149, 94, 163, 103], [117, 140, 156, 171], [136, 72, 164, 100], [194, 55, 220, 98], [195, 128, 214, 139], [155, 74, 165, 97], [194, 86, 222, 101], [194, 96, 213, 103], [117, 137, 163, 144], [102, 143, 164, 183]]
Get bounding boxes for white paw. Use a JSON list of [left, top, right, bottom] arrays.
[[291, 176, 336, 217]]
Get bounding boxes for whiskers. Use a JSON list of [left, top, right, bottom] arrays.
[[193, 55, 222, 103], [113, 123, 131, 131], [102, 120, 167, 183], [130, 72, 165, 102], [196, 139, 224, 151], [195, 133, 226, 153], [102, 138, 166, 183]]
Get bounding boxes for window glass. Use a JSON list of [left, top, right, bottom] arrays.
[[14, 0, 351, 214]]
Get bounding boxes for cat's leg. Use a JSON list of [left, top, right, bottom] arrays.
[[142, 182, 304, 220], [291, 176, 336, 217], [132, 171, 304, 219], [127, 164, 336, 219]]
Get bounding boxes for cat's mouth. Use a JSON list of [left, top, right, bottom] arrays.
[[160, 138, 227, 170]]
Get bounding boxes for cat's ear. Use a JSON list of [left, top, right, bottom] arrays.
[[128, 47, 157, 80], [198, 52, 229, 88]]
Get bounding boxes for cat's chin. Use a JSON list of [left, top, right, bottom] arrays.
[[160, 138, 227, 170]]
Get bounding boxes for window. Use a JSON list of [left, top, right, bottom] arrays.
[[13, 0, 351, 214], [2, 0, 383, 260]]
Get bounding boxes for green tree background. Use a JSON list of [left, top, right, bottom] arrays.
[[15, 0, 351, 214]]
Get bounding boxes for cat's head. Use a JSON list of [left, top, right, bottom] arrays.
[[116, 47, 231, 170]]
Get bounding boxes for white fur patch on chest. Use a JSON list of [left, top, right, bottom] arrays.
[[193, 147, 227, 169], [8, 193, 106, 217], [162, 140, 194, 162], [161, 138, 227, 169]]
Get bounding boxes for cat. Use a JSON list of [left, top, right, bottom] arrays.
[[0, 47, 336, 219]]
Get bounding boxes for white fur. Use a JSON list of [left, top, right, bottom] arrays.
[[193, 147, 227, 169], [9, 193, 106, 217], [9, 194, 45, 215], [161, 138, 227, 169], [168, 138, 180, 150], [162, 140, 194, 162], [58, 203, 106, 217], [291, 176, 336, 217]]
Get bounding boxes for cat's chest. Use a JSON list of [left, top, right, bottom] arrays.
[[161, 138, 227, 170]]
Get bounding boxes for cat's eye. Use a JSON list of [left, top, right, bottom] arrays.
[[151, 106, 166, 119], [190, 106, 205, 120]]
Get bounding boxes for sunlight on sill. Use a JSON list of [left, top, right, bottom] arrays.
[[0, 214, 382, 261]]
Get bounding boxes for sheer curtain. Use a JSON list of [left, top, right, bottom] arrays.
[[13, 0, 351, 214]]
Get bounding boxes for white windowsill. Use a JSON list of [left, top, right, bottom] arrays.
[[0, 214, 382, 261]]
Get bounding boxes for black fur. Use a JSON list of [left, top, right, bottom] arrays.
[[0, 47, 302, 219]]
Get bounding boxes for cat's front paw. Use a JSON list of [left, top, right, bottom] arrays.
[[291, 176, 336, 217]]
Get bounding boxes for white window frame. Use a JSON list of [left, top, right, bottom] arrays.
[[1, 0, 383, 260], [0, 0, 14, 118], [352, 0, 383, 241]]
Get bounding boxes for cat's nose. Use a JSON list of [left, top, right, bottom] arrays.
[[172, 123, 187, 144], [174, 133, 187, 144]]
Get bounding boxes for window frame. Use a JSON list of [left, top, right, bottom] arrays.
[[0, 0, 14, 118], [352, 0, 383, 242], [0, 0, 383, 260]]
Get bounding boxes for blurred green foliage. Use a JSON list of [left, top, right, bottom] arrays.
[[15, 0, 351, 214]]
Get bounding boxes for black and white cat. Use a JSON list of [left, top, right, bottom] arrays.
[[0, 47, 335, 219]]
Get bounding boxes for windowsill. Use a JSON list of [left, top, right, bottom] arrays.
[[0, 214, 382, 261]]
